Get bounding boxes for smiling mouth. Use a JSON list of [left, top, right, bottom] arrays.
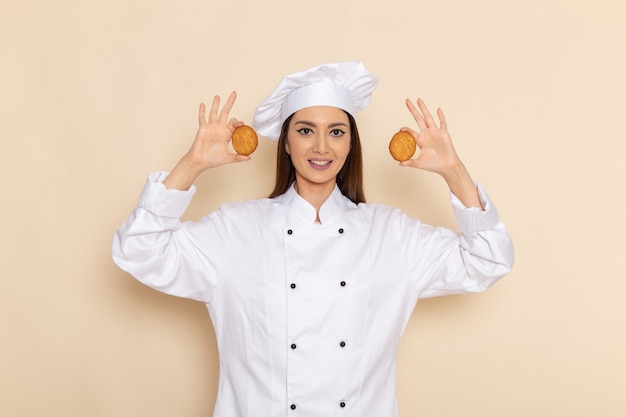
[[310, 160, 331, 166]]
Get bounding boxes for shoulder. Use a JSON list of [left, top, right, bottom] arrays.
[[213, 196, 287, 225], [349, 201, 412, 229], [356, 201, 404, 217], [218, 196, 278, 215]]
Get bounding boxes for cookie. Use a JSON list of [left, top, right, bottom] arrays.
[[388, 131, 416, 162], [232, 125, 258, 156]]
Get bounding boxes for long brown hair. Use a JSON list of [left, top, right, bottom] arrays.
[[268, 111, 366, 204]]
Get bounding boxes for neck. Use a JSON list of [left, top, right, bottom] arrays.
[[294, 179, 335, 221]]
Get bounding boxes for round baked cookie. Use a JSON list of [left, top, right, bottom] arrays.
[[232, 125, 258, 156], [388, 131, 416, 162]]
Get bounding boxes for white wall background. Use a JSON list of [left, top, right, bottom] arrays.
[[2, 0, 625, 416]]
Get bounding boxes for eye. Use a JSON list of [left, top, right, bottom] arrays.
[[330, 129, 346, 137], [296, 128, 313, 135]]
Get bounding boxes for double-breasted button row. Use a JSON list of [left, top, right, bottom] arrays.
[[285, 228, 345, 235], [288, 340, 346, 349], [290, 282, 345, 289], [288, 402, 347, 412]]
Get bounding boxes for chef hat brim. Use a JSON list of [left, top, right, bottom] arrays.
[[252, 61, 378, 141]]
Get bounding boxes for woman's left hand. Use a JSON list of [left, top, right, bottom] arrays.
[[400, 98, 482, 209], [399, 98, 462, 175]]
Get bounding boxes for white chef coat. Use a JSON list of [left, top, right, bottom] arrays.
[[112, 172, 514, 417]]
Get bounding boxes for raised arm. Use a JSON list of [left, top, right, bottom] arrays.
[[163, 91, 251, 191]]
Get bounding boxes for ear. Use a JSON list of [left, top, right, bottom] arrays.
[[285, 142, 290, 155]]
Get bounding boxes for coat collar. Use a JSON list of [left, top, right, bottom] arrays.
[[278, 183, 356, 225]]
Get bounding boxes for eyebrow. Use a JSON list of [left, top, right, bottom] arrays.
[[293, 120, 349, 128]]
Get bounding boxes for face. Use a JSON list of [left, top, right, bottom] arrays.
[[285, 106, 351, 194]]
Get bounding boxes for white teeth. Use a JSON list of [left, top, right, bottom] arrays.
[[310, 160, 330, 166]]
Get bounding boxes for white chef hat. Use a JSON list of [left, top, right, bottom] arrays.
[[252, 61, 378, 141]]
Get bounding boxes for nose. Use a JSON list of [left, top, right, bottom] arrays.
[[313, 133, 329, 154]]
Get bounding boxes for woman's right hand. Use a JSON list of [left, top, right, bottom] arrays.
[[185, 91, 250, 169], [163, 91, 250, 190]]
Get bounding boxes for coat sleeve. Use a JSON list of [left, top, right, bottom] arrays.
[[401, 183, 515, 298], [112, 172, 228, 302]]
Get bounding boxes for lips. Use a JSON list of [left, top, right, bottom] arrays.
[[308, 159, 332, 170]]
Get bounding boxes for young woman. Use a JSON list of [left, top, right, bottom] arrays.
[[113, 62, 514, 417]]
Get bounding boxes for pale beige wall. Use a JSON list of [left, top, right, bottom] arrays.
[[2, 0, 625, 416]]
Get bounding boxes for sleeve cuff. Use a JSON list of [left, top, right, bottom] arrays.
[[137, 172, 196, 218], [450, 182, 501, 234]]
